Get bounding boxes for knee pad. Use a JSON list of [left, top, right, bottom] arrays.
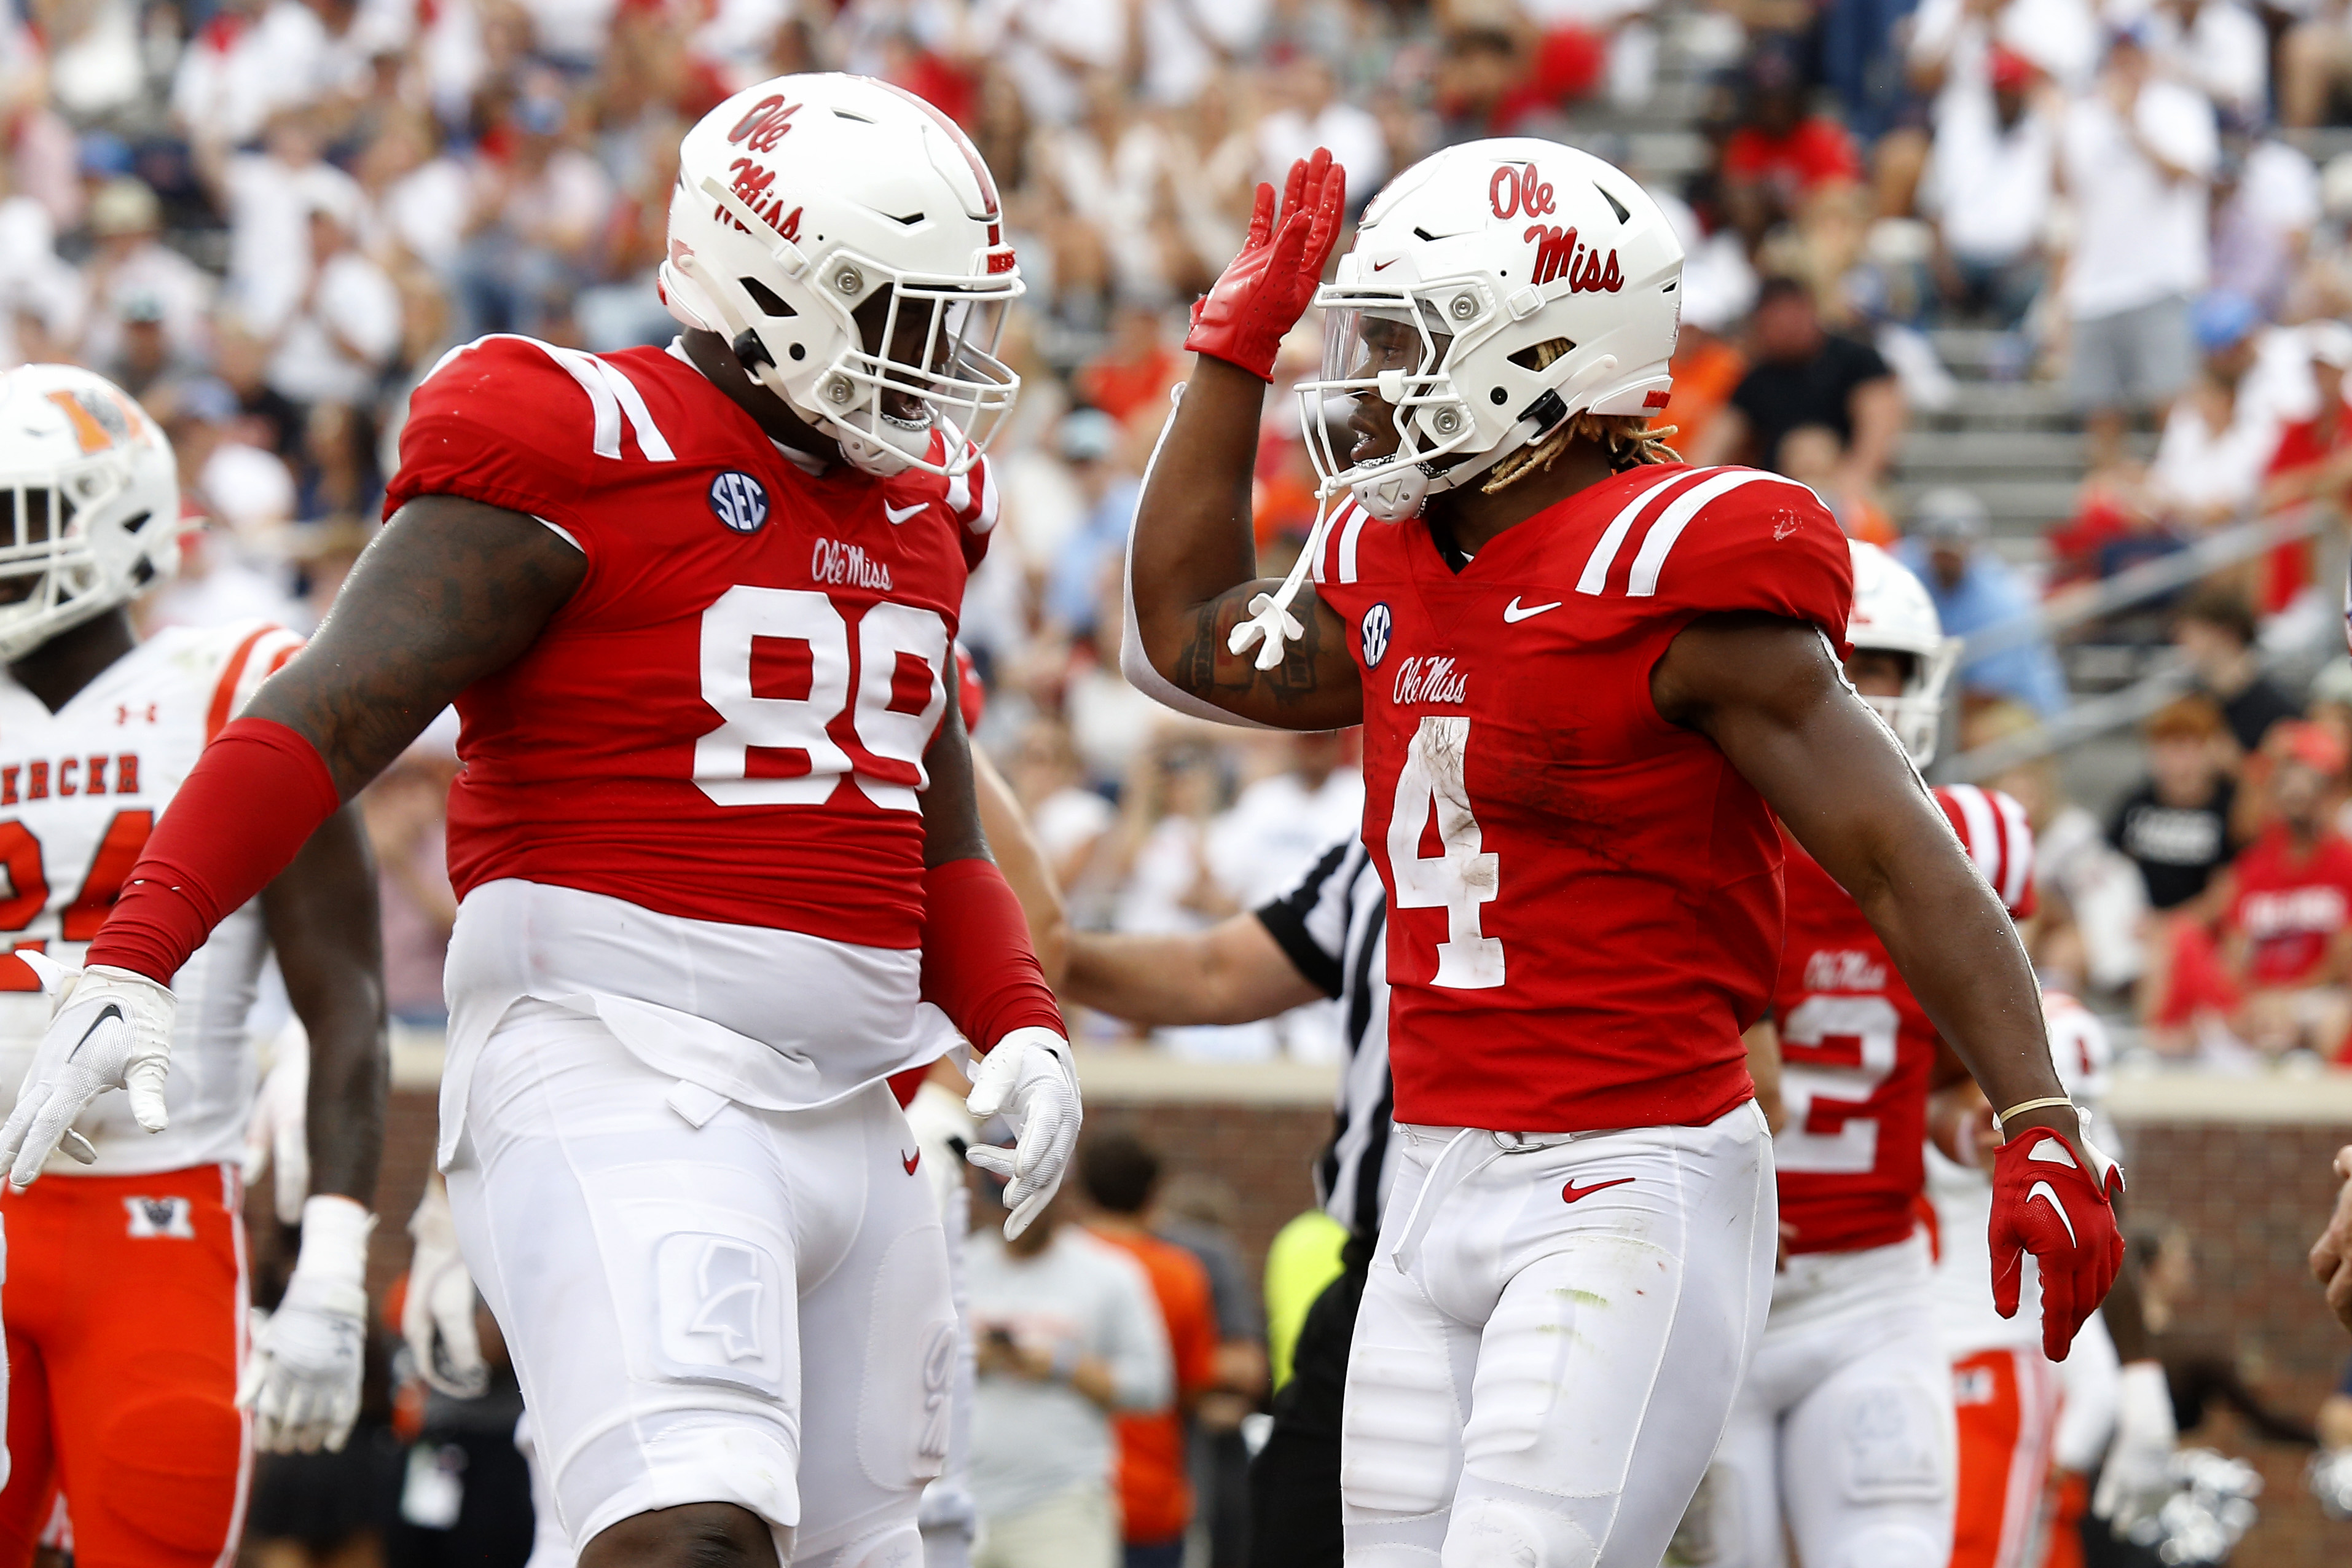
[[793, 1521, 923, 1568], [1832, 1382, 1948, 1504], [1341, 1342, 1462, 1516], [1440, 1492, 1600, 1568], [96, 1386, 242, 1559], [1821, 1525, 1944, 1568]]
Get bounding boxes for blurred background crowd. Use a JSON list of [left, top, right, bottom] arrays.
[[31, 0, 2352, 1072]]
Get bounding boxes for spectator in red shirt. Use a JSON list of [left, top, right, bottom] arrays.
[[1082, 1131, 1221, 1568], [2259, 323, 2352, 613], [2216, 721, 2352, 1060], [1721, 36, 1864, 249]]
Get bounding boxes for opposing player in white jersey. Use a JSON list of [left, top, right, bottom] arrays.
[[0, 78, 1080, 1568], [1674, 543, 2018, 1568], [0, 364, 388, 1567], [1927, 992, 2170, 1568]]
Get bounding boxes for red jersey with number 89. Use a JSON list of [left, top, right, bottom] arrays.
[[384, 335, 998, 950], [1773, 783, 2036, 1254], [1310, 463, 1851, 1132]]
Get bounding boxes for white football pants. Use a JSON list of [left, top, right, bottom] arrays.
[[1673, 1234, 1955, 1568], [1341, 1101, 1777, 1568], [445, 1001, 955, 1567]]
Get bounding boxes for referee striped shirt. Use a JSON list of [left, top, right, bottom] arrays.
[[1254, 834, 1396, 1241]]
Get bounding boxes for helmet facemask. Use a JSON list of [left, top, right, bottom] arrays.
[[1299, 283, 1495, 522], [676, 170, 1020, 479], [0, 449, 174, 662], [1852, 640, 1959, 767]]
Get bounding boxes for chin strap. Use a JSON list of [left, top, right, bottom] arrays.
[[1227, 486, 1342, 671]]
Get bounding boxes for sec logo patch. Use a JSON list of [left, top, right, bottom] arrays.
[[709, 471, 770, 534], [1361, 603, 1393, 668]]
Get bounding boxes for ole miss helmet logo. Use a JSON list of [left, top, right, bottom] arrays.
[[709, 471, 770, 534]]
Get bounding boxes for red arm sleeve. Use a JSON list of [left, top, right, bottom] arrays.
[[84, 718, 342, 984], [920, 857, 1063, 1051]]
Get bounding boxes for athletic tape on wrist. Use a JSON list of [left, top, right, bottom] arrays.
[[294, 1194, 377, 1292], [1993, 1096, 2075, 1134]]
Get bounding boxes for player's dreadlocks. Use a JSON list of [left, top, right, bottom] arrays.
[[1479, 337, 1679, 493]]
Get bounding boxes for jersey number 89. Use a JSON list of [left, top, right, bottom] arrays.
[[695, 586, 949, 813]]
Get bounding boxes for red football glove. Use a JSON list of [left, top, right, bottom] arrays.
[[1989, 1124, 2126, 1360], [1184, 148, 1348, 382]]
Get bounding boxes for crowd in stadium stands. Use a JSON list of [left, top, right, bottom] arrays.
[[22, 0, 2352, 1082]]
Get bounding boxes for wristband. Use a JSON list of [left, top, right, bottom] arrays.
[[288, 1194, 377, 1315], [1993, 1096, 2074, 1134]]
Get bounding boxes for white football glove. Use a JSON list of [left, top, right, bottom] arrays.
[[403, 1176, 487, 1398], [241, 1025, 311, 1226], [0, 957, 176, 1189], [2093, 1359, 2179, 1526], [241, 1194, 374, 1453], [964, 1027, 1081, 1240]]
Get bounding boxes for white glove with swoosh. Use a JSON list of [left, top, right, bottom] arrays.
[[402, 1177, 487, 1398], [0, 957, 176, 1189], [964, 1027, 1080, 1239], [241, 1194, 374, 1453]]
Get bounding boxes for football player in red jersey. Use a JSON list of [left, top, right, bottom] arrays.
[[1676, 541, 2029, 1568], [0, 76, 1078, 1568], [1125, 140, 2122, 1565]]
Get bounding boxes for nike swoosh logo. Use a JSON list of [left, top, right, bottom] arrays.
[[2026, 1180, 2076, 1247], [65, 1003, 123, 1064], [902, 1148, 922, 1175], [884, 500, 927, 524], [1561, 1176, 1634, 1204], [1373, 258, 1398, 271], [1503, 597, 1562, 623]]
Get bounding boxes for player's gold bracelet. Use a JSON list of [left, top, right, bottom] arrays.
[[1992, 1095, 2074, 1133]]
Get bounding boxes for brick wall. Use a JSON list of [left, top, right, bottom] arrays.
[[2115, 1119, 2352, 1566], [321, 1088, 2352, 1566]]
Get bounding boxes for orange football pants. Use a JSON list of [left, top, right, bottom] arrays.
[[0, 1164, 249, 1568], [1949, 1346, 2062, 1568]]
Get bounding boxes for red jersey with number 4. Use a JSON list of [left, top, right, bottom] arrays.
[[1310, 463, 1852, 1132], [385, 335, 999, 950], [1774, 783, 2036, 1255]]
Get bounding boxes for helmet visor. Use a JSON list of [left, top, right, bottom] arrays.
[[1302, 292, 1467, 500]]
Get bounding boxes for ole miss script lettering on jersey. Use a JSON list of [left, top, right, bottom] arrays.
[[1774, 784, 2036, 1254], [1311, 463, 1852, 1131], [386, 335, 998, 949]]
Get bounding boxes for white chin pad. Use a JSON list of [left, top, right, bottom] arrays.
[[1352, 466, 1428, 522], [828, 415, 932, 477]]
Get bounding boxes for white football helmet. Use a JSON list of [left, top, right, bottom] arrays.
[[660, 73, 1022, 479], [1298, 138, 1684, 522], [1849, 539, 1959, 767], [0, 365, 183, 662]]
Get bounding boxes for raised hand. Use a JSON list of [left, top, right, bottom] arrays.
[[1183, 149, 1348, 382]]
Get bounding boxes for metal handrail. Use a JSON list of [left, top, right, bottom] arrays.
[[1940, 503, 2340, 783], [1956, 504, 2327, 664]]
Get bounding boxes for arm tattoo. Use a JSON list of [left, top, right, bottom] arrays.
[[1174, 582, 1332, 710], [246, 495, 586, 798]]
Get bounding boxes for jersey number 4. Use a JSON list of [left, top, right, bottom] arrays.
[[694, 587, 948, 812], [1388, 716, 1504, 989], [1775, 994, 1899, 1174], [0, 810, 155, 989]]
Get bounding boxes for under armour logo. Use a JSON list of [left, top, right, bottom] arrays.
[[124, 1195, 195, 1238], [115, 704, 156, 725], [686, 1240, 766, 1362]]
